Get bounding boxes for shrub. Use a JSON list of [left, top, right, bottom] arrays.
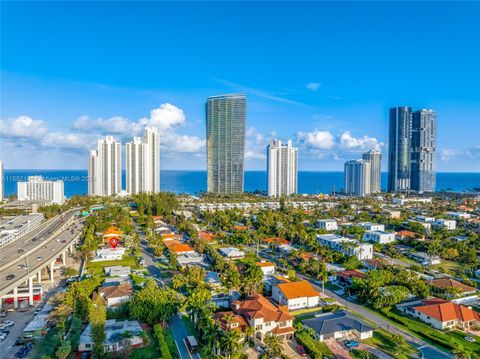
[[153, 324, 172, 359]]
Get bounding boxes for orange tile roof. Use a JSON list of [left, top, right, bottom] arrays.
[[94, 283, 133, 302], [337, 270, 366, 280], [276, 280, 319, 300], [233, 294, 293, 322], [263, 237, 290, 245], [233, 225, 248, 230], [102, 226, 123, 237], [426, 278, 477, 293], [214, 311, 249, 332], [198, 231, 215, 241], [256, 261, 275, 268], [396, 230, 417, 237], [271, 326, 295, 335], [171, 243, 194, 253], [161, 233, 175, 239], [414, 302, 480, 323]]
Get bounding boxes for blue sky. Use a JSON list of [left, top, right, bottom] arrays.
[[1, 1, 479, 172]]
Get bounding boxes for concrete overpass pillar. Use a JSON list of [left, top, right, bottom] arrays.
[[13, 287, 18, 309], [62, 251, 66, 265], [28, 277, 34, 306], [37, 270, 42, 283], [50, 262, 55, 283]]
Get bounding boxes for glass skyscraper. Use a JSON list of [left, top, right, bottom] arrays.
[[206, 94, 246, 194], [411, 109, 436, 193], [388, 106, 412, 193]]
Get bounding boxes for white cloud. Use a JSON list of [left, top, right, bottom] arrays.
[[440, 146, 480, 161], [298, 130, 335, 149], [42, 132, 97, 150], [73, 115, 131, 135], [339, 131, 383, 151], [162, 134, 205, 154], [440, 148, 458, 161], [0, 116, 48, 139], [306, 82, 321, 91]]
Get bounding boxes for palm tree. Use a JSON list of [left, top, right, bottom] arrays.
[[220, 329, 242, 359], [317, 262, 328, 297], [264, 333, 283, 358], [119, 330, 134, 356]]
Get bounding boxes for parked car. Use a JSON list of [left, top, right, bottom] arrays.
[[296, 345, 307, 356], [17, 249, 24, 254], [0, 311, 6, 317], [36, 256, 43, 261], [465, 336, 476, 343], [0, 332, 7, 341], [344, 340, 360, 348], [3, 320, 15, 327]]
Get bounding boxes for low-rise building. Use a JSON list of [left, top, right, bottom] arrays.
[[358, 222, 385, 231], [79, 320, 143, 352], [104, 266, 131, 278], [303, 310, 374, 342], [335, 270, 366, 285], [426, 278, 478, 299], [408, 251, 440, 266], [93, 247, 126, 261], [316, 219, 338, 231], [317, 234, 373, 260], [363, 230, 395, 244], [219, 247, 246, 259], [272, 280, 320, 310], [93, 283, 133, 307], [445, 212, 471, 219], [395, 230, 423, 241], [433, 219, 457, 230], [256, 261, 275, 276]]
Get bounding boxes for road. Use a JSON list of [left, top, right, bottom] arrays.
[[255, 249, 452, 359], [0, 219, 84, 295], [135, 224, 200, 359]]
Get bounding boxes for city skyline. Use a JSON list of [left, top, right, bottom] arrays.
[[1, 2, 479, 173]]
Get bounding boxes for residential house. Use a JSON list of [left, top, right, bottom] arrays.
[[316, 219, 338, 231], [164, 240, 195, 255], [358, 222, 385, 231], [272, 280, 320, 310], [79, 320, 143, 352], [102, 226, 123, 244], [257, 261, 275, 276], [363, 230, 395, 244], [93, 283, 133, 307], [219, 247, 246, 259], [426, 278, 478, 302], [335, 270, 366, 286], [398, 298, 480, 330], [317, 234, 373, 260], [408, 251, 441, 266], [93, 247, 126, 261], [303, 310, 374, 341], [104, 266, 131, 278], [363, 258, 387, 270], [396, 230, 423, 241], [433, 219, 457, 230]]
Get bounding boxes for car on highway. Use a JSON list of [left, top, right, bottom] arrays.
[[6, 274, 15, 280], [17, 249, 24, 253], [36, 256, 43, 261], [17, 264, 25, 269], [296, 345, 307, 356]]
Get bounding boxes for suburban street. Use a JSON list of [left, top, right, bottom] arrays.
[[136, 225, 200, 359]]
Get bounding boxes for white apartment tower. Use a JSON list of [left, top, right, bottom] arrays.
[[362, 150, 382, 193], [126, 127, 160, 195], [88, 136, 122, 196], [0, 161, 4, 201], [267, 139, 298, 197], [344, 159, 371, 197], [17, 176, 65, 204]]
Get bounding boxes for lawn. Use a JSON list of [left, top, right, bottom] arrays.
[[130, 330, 161, 359], [86, 255, 140, 275], [429, 260, 461, 273], [325, 282, 342, 291], [379, 308, 480, 356], [165, 327, 180, 358], [291, 307, 324, 317], [364, 329, 418, 359]]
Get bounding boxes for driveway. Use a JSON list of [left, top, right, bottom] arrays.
[[324, 339, 352, 359]]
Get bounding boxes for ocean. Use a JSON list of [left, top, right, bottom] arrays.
[[3, 170, 480, 198]]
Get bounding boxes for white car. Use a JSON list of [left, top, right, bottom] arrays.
[[3, 320, 14, 327], [0, 332, 7, 341], [465, 336, 476, 343]]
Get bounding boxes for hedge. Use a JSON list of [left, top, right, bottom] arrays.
[[153, 324, 172, 359], [295, 331, 331, 359]]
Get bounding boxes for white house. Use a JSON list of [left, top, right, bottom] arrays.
[[414, 215, 436, 223], [257, 261, 275, 276], [93, 247, 126, 261], [433, 219, 457, 230], [358, 222, 385, 231], [272, 280, 320, 310], [363, 230, 395, 244], [316, 219, 338, 231], [445, 212, 471, 219], [219, 247, 246, 259], [79, 320, 143, 352], [104, 266, 131, 278], [317, 234, 373, 260], [93, 283, 133, 307]]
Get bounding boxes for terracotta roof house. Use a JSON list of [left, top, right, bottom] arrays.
[[102, 226, 123, 243], [272, 280, 320, 311], [256, 261, 275, 276], [426, 278, 478, 299], [227, 294, 295, 341], [214, 311, 249, 333], [335, 270, 366, 285], [363, 259, 387, 270], [395, 230, 423, 241], [198, 231, 216, 242], [405, 299, 480, 330], [263, 237, 290, 246], [93, 283, 133, 307], [164, 240, 195, 254]]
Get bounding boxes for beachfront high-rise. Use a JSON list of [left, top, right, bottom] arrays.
[[88, 136, 122, 196], [126, 127, 160, 194], [206, 94, 246, 194], [388, 106, 412, 193], [362, 150, 382, 193], [0, 161, 4, 201], [17, 176, 65, 204], [388, 106, 437, 193], [344, 159, 371, 196], [267, 139, 298, 197], [411, 109, 436, 193]]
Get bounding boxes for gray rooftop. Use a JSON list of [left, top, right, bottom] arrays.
[[303, 310, 374, 336]]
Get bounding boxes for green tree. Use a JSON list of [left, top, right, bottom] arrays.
[[55, 340, 71, 359], [220, 329, 242, 359], [89, 295, 106, 358], [264, 333, 283, 358]]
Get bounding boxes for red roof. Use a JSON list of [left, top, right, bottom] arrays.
[[263, 237, 290, 245], [232, 294, 293, 322], [396, 230, 417, 237], [337, 270, 366, 280], [414, 301, 480, 323]]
